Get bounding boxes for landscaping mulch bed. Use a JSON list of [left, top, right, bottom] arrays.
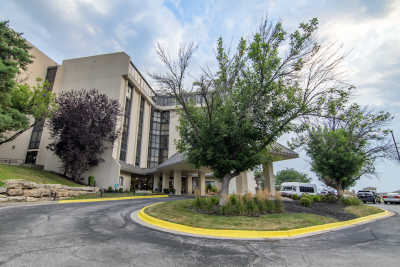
[[283, 200, 356, 221]]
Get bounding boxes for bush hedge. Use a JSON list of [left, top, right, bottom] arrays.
[[192, 192, 283, 216], [300, 195, 313, 207], [340, 196, 362, 206]]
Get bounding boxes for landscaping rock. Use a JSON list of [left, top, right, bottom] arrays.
[[7, 196, 26, 202], [56, 190, 70, 198], [38, 188, 51, 197], [0, 179, 99, 202], [23, 189, 42, 198], [5, 180, 38, 189], [7, 188, 24, 196], [4, 180, 24, 189], [26, 197, 40, 202]]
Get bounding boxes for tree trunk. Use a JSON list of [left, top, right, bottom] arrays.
[[337, 184, 344, 198], [219, 174, 231, 206]]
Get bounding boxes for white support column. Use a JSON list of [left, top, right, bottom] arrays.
[[153, 174, 160, 192], [263, 162, 276, 195], [162, 172, 169, 192], [199, 172, 206, 196], [236, 172, 249, 194], [173, 170, 182, 195], [187, 175, 193, 195], [235, 175, 242, 194]]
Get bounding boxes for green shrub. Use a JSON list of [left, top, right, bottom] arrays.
[[274, 198, 283, 213], [107, 186, 113, 192], [291, 194, 300, 200], [255, 198, 266, 212], [321, 194, 338, 203], [118, 188, 123, 193], [88, 176, 96, 186], [221, 203, 234, 215], [244, 199, 256, 215], [229, 194, 239, 205], [340, 197, 362, 206], [195, 194, 285, 216], [210, 196, 219, 206], [264, 199, 275, 212], [312, 195, 321, 202], [300, 196, 312, 207]]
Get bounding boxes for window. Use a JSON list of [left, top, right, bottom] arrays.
[[28, 120, 44, 149], [119, 85, 133, 161], [147, 109, 169, 168], [299, 186, 315, 193], [25, 151, 38, 164], [27, 66, 57, 152], [119, 176, 124, 187], [135, 97, 145, 166], [282, 186, 296, 192]]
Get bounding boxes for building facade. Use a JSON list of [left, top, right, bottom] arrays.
[[0, 44, 298, 195]]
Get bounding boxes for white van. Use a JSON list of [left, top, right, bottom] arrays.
[[280, 182, 317, 197]]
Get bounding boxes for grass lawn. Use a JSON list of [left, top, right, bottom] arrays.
[[344, 205, 383, 217], [145, 199, 338, 231], [0, 164, 81, 187]]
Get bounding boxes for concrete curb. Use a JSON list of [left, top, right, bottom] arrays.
[[132, 202, 395, 240], [58, 195, 169, 204]]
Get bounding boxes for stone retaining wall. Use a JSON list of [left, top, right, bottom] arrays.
[[0, 179, 99, 202]]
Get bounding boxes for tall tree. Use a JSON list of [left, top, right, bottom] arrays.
[[275, 168, 311, 186], [292, 101, 394, 197], [47, 89, 120, 182], [0, 21, 55, 145], [152, 18, 348, 204]]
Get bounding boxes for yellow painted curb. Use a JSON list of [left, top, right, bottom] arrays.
[[58, 195, 168, 204], [138, 203, 393, 239]]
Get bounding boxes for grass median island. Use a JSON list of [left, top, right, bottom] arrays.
[[0, 164, 81, 187], [345, 205, 383, 217], [145, 199, 338, 231], [144, 198, 386, 231]]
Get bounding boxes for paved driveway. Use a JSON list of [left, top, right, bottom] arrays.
[[0, 199, 399, 267]]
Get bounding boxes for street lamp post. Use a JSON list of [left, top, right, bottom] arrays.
[[390, 130, 400, 161]]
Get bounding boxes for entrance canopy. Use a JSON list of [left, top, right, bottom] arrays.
[[119, 142, 298, 176]]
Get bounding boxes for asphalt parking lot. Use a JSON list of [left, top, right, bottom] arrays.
[[0, 198, 399, 267]]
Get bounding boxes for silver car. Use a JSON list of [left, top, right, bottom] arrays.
[[382, 192, 400, 204]]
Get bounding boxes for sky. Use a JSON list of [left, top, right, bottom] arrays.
[[1, 0, 399, 192]]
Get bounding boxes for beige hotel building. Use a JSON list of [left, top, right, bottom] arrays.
[[0, 44, 298, 196]]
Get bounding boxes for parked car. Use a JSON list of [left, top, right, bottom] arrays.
[[382, 192, 400, 204], [357, 190, 379, 204], [320, 188, 337, 195], [280, 182, 317, 197]]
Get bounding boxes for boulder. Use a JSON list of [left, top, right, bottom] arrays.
[[0, 197, 9, 202], [38, 188, 51, 197], [7, 188, 24, 196], [5, 180, 38, 189], [23, 189, 42, 198], [26, 197, 40, 202], [0, 187, 6, 194], [56, 190, 70, 198], [4, 180, 25, 189], [7, 196, 26, 202], [0, 194, 7, 198]]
